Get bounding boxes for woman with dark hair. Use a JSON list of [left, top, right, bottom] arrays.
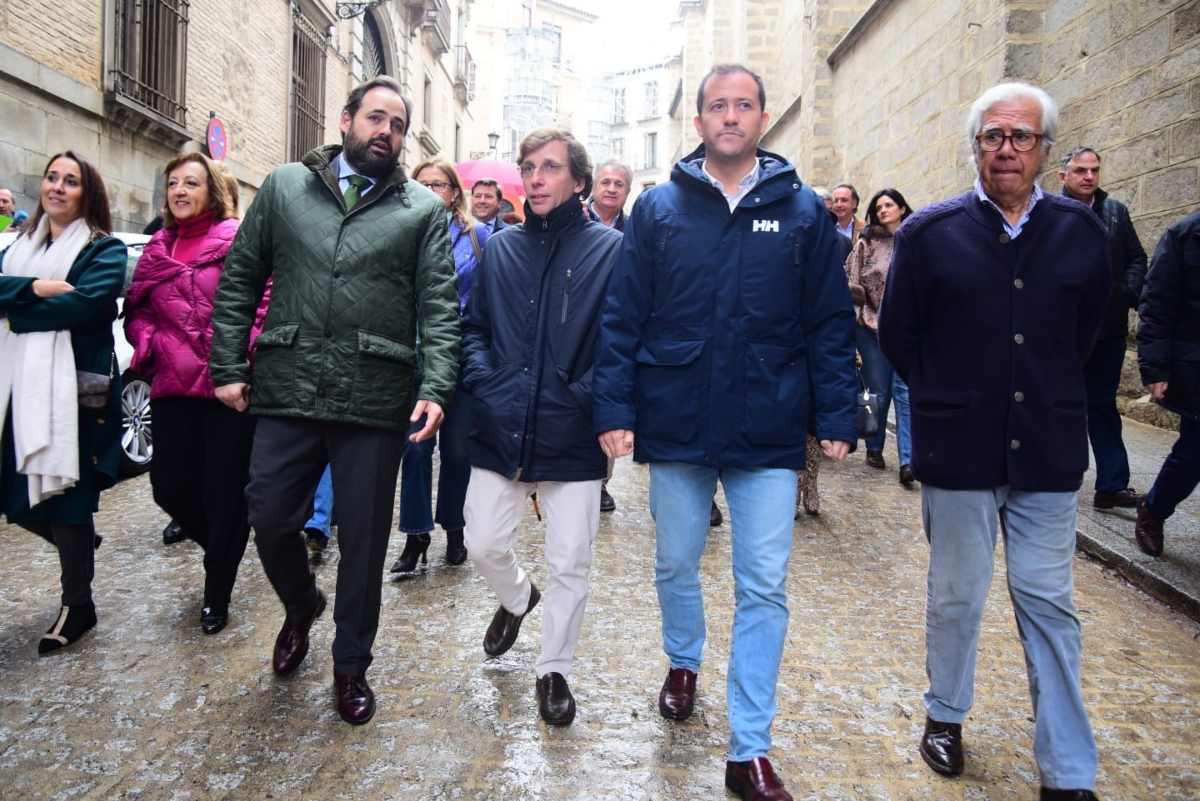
[[124, 152, 264, 634], [0, 151, 127, 655], [392, 158, 490, 573], [846, 187, 915, 484]]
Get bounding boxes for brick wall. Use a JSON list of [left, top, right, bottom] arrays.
[[0, 1, 102, 89]]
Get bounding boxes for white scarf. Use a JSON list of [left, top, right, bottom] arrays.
[[0, 215, 91, 506]]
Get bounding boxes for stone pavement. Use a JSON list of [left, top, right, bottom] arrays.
[[1075, 417, 1200, 622], [1, 441, 1198, 801]]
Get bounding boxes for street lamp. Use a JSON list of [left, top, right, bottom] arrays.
[[335, 0, 388, 19], [487, 131, 500, 158]]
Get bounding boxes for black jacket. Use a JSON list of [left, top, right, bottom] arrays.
[[879, 191, 1109, 492], [1137, 211, 1200, 418], [1064, 187, 1147, 339], [462, 199, 623, 481]]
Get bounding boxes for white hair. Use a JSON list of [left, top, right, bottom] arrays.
[[966, 82, 1058, 163]]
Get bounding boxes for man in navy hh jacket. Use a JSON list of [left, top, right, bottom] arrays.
[[879, 83, 1109, 801], [462, 128, 622, 727], [594, 64, 856, 801]]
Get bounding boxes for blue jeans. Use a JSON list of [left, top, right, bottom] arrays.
[[892, 372, 912, 466], [921, 485, 1097, 790], [398, 390, 473, 534], [856, 325, 893, 453], [1147, 415, 1200, 521], [1084, 336, 1132, 492], [303, 466, 334, 540], [649, 462, 795, 761]]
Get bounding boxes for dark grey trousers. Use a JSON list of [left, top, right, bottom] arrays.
[[246, 417, 405, 674]]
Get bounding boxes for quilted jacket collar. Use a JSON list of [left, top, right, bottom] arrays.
[[301, 144, 409, 207]]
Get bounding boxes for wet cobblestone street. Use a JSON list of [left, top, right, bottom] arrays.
[[1, 438, 1198, 801]]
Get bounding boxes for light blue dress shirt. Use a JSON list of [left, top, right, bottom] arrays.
[[974, 177, 1043, 239]]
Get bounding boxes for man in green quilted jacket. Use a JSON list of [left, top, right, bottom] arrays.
[[209, 76, 461, 726]]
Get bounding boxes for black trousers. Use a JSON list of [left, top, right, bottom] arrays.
[[24, 521, 96, 608], [246, 417, 405, 674], [150, 397, 256, 609]]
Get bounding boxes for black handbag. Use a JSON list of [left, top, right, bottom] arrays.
[[856, 369, 881, 439]]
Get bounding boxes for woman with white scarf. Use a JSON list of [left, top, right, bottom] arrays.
[[0, 151, 127, 655]]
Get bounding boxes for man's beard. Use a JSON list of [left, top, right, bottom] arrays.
[[342, 128, 398, 177]]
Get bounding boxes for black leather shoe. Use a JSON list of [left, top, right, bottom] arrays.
[[899, 464, 915, 488], [38, 603, 97, 656], [483, 584, 540, 657], [1134, 500, 1164, 557], [272, 590, 326, 676], [334, 670, 376, 725], [390, 533, 431, 574], [445, 528, 467, 566], [658, 667, 697, 720], [919, 716, 964, 776], [162, 519, 186, 545], [1040, 789, 1099, 800], [600, 487, 616, 512], [201, 605, 228, 635], [866, 450, 886, 469], [725, 757, 794, 801], [304, 528, 328, 563], [710, 501, 723, 527], [1093, 487, 1140, 509], [536, 672, 576, 725]]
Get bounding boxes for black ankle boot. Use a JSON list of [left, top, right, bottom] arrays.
[[390, 533, 431, 574], [38, 603, 97, 655], [445, 528, 467, 565]]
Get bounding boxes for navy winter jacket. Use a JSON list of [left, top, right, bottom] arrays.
[[462, 198, 622, 482], [1137, 211, 1200, 419], [878, 191, 1110, 492], [592, 146, 858, 470]]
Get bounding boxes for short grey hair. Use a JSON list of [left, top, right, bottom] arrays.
[[967, 82, 1058, 162], [1060, 146, 1100, 170], [593, 160, 633, 190]]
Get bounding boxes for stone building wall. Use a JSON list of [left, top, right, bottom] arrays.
[[0, 1, 104, 90]]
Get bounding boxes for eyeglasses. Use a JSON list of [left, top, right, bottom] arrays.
[[976, 128, 1044, 152], [519, 161, 565, 179], [421, 180, 451, 191]]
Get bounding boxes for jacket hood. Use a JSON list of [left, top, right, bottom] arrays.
[[522, 195, 586, 233]]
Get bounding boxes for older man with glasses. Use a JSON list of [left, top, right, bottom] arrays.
[[880, 82, 1110, 801]]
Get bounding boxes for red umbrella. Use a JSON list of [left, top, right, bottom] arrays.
[[455, 159, 525, 220]]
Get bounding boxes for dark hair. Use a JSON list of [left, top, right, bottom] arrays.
[[833, 183, 860, 208], [161, 152, 235, 228], [25, 150, 112, 237], [343, 76, 413, 135], [472, 178, 503, 203], [695, 64, 766, 115], [863, 188, 912, 238], [1060, 146, 1101, 170], [518, 128, 593, 199]]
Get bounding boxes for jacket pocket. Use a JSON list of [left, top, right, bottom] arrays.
[[251, 323, 299, 407], [635, 339, 705, 444], [742, 342, 809, 446], [909, 390, 970, 472], [353, 330, 416, 421]]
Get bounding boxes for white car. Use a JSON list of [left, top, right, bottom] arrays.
[[1, 229, 154, 476]]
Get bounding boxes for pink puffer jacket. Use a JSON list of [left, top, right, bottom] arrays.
[[124, 216, 270, 399]]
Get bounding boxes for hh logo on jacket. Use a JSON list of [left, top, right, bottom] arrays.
[[752, 219, 780, 233]]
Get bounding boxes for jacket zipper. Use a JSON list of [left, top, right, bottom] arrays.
[[560, 267, 572, 323]]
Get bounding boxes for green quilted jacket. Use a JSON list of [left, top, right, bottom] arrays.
[[210, 145, 461, 430]]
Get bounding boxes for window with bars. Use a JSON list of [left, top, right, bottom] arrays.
[[611, 138, 624, 159], [613, 88, 625, 124], [290, 12, 327, 162], [111, 0, 190, 127], [644, 81, 657, 118]]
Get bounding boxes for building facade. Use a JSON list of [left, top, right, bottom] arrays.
[[606, 56, 683, 201], [0, 0, 482, 231]]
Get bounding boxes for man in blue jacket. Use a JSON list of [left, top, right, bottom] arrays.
[[879, 83, 1109, 801], [593, 64, 857, 801], [462, 128, 623, 727]]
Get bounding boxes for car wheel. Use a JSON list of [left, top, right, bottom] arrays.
[[120, 371, 153, 475]]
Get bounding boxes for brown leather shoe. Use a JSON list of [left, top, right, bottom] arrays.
[[334, 670, 375, 725], [1135, 500, 1164, 557], [725, 757, 793, 801], [272, 590, 326, 676], [658, 667, 697, 720]]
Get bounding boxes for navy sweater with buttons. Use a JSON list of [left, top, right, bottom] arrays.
[[878, 190, 1109, 492]]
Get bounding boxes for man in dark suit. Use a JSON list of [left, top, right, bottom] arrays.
[[470, 178, 506, 234]]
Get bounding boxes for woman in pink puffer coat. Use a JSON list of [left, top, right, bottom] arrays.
[[124, 152, 267, 636]]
